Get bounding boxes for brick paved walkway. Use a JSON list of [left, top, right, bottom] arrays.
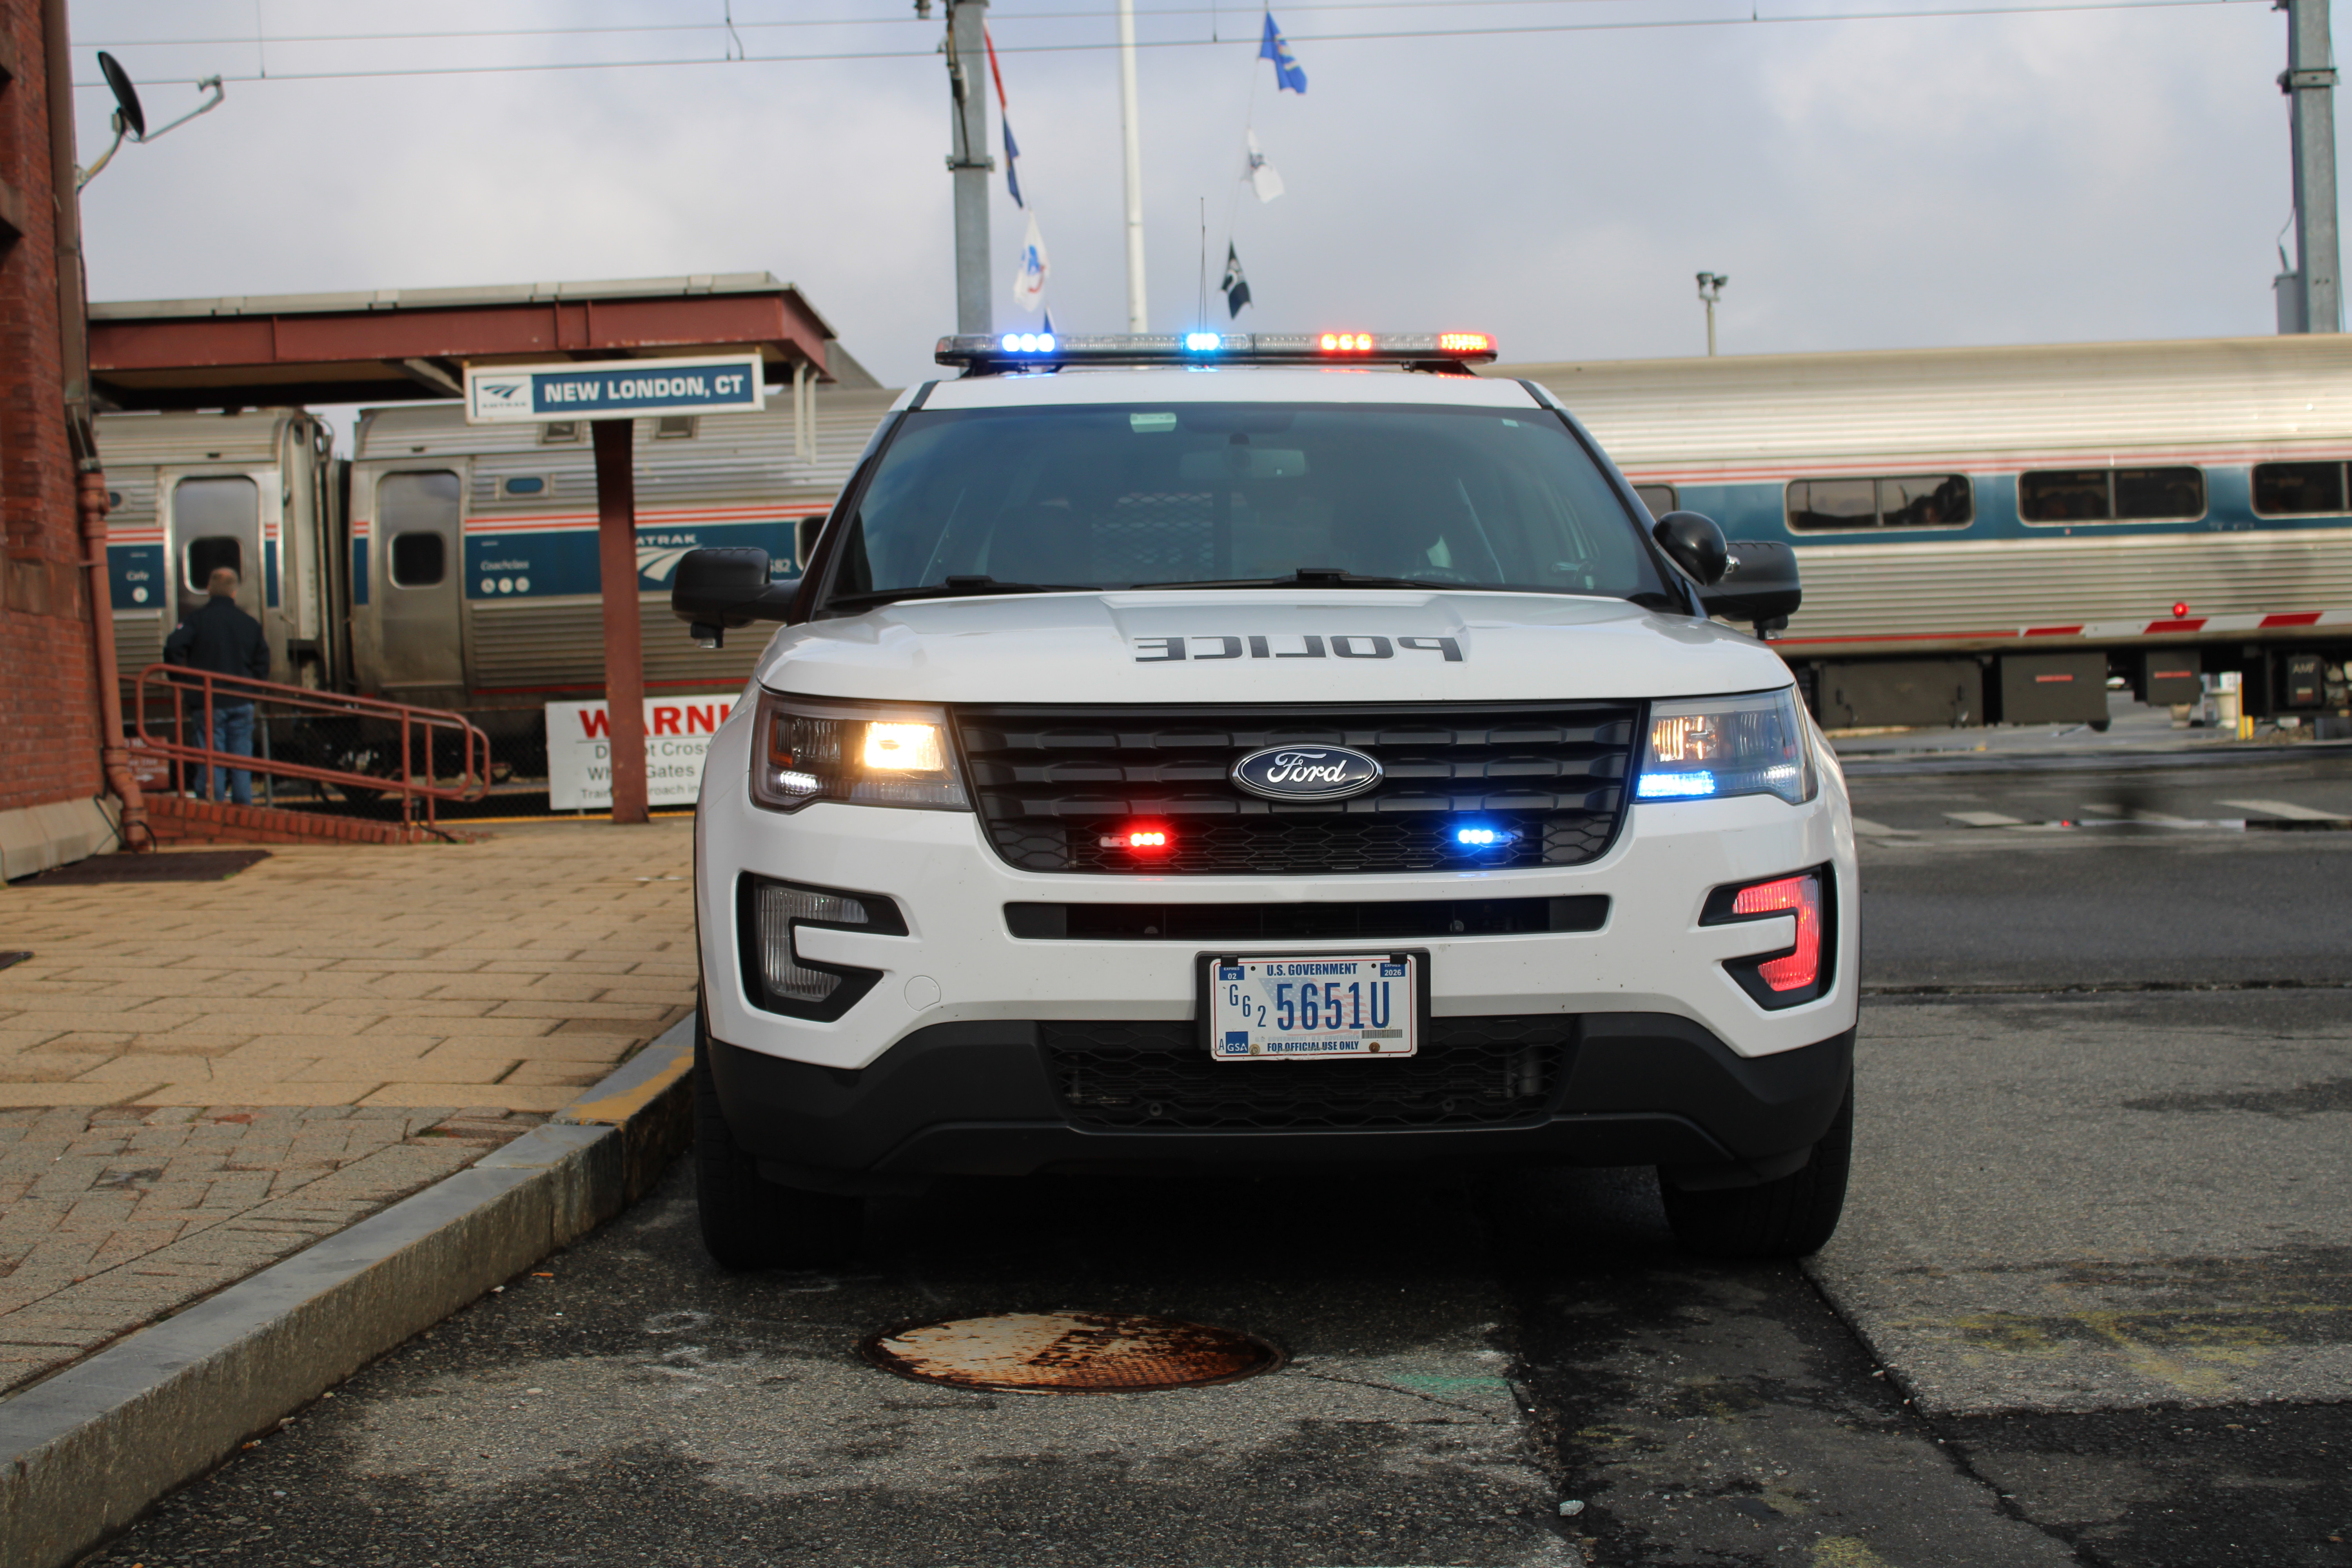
[[0, 821, 695, 1395]]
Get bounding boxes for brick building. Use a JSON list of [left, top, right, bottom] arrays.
[[0, 0, 120, 877]]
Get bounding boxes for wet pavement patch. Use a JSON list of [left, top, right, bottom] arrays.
[[861, 1311, 1282, 1394], [1942, 1401, 2352, 1566], [27, 848, 270, 884]]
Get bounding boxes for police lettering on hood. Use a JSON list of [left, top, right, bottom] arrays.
[[1132, 634, 1462, 662]]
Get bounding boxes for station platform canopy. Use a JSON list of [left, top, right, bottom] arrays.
[[87, 272, 851, 411]]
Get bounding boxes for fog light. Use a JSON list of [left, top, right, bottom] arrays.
[[755, 883, 871, 1004]]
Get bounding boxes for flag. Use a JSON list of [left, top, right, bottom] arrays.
[[1044, 307, 1058, 336], [1220, 244, 1252, 319], [1246, 129, 1285, 203], [1013, 212, 1050, 313], [1259, 13, 1307, 93], [984, 26, 1023, 207]]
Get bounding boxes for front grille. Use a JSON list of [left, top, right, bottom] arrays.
[[1004, 895, 1609, 942], [956, 703, 1638, 876], [1043, 1015, 1571, 1131]]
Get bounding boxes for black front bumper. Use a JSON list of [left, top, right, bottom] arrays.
[[710, 1012, 1854, 1187]]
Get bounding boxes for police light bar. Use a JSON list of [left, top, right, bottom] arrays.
[[937, 331, 1498, 373]]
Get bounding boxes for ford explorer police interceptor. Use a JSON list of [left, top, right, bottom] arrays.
[[670, 330, 1854, 1270]]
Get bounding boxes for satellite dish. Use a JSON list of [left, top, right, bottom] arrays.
[[96, 53, 146, 140]]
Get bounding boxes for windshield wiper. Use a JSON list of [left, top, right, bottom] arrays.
[[827, 575, 1099, 610], [1141, 568, 1461, 592]]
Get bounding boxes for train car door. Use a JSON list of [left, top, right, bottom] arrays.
[[374, 470, 465, 691], [164, 471, 265, 629]]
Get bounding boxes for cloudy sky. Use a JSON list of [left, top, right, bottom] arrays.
[[65, 0, 2349, 389]]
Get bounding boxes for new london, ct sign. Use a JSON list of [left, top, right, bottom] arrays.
[[464, 354, 767, 424]]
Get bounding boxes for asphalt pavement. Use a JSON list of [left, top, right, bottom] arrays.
[[77, 750, 2352, 1568]]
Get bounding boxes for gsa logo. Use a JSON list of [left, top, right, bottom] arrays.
[[1229, 745, 1383, 803]]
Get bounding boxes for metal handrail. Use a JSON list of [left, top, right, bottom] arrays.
[[132, 664, 492, 834]]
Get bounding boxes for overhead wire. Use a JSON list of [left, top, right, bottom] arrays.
[[74, 0, 2268, 88]]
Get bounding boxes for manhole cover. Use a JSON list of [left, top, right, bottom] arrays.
[[860, 1311, 1282, 1394]]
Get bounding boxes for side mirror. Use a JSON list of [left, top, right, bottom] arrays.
[[671, 547, 797, 648], [1651, 511, 1728, 586], [1699, 540, 1803, 634]]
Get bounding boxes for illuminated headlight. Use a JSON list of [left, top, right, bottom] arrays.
[[750, 693, 970, 813], [1636, 688, 1817, 806]]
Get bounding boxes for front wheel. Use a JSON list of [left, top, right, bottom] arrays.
[[1659, 1079, 1852, 1259], [693, 1004, 862, 1270]]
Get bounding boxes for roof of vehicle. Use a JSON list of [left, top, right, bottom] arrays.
[[909, 365, 1548, 414]]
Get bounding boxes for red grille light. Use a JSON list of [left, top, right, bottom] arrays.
[[1100, 824, 1172, 852], [1732, 873, 1822, 991]]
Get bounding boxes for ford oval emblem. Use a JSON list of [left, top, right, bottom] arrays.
[[1229, 744, 1384, 803]]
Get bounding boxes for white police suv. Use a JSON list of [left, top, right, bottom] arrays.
[[672, 330, 1857, 1269]]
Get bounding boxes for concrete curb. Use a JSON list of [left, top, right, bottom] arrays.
[[0, 1017, 697, 1568]]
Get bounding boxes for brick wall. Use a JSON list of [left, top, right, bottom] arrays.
[[0, 0, 104, 817]]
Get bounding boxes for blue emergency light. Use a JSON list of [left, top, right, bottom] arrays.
[[1636, 771, 1718, 800], [1453, 823, 1518, 850]]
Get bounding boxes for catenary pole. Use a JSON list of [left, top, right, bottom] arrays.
[[1118, 0, 1148, 330], [2285, 0, 2341, 333], [947, 0, 994, 335]]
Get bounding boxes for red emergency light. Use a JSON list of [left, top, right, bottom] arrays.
[[1319, 333, 1375, 352], [1100, 824, 1173, 853], [1731, 873, 1822, 992]]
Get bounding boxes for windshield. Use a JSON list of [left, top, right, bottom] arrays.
[[821, 401, 1670, 606]]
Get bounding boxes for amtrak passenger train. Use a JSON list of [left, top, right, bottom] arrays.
[[94, 332, 2352, 748]]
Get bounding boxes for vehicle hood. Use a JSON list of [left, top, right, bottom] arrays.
[[750, 590, 1791, 704]]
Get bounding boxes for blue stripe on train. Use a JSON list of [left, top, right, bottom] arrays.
[[1677, 465, 2346, 544], [463, 517, 804, 600]]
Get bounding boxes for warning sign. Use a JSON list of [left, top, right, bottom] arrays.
[[545, 693, 737, 811]]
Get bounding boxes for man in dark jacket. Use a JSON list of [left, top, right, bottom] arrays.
[[163, 567, 270, 805]]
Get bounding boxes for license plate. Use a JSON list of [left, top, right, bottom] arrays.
[[1207, 954, 1418, 1060]]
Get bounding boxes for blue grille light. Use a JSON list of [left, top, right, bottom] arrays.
[[1183, 332, 1222, 352], [1454, 824, 1514, 848], [1637, 771, 1718, 800]]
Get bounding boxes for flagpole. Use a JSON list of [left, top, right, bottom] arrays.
[[1118, 0, 1148, 331]]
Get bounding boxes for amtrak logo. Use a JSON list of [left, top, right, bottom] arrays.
[[1230, 745, 1382, 803], [636, 544, 699, 582]]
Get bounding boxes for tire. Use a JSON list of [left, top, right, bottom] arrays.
[[693, 1006, 862, 1270], [1659, 1078, 1852, 1260], [2089, 718, 2112, 733]]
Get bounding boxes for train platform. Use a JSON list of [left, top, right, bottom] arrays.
[[0, 820, 694, 1398], [1829, 693, 2349, 765]]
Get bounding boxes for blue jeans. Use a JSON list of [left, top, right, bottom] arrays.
[[199, 701, 255, 806]]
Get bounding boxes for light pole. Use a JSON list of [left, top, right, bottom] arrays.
[[1117, 0, 1147, 331], [1696, 272, 1728, 356], [2278, 0, 2341, 333], [941, 0, 994, 336]]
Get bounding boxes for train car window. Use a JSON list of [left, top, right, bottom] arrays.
[[1632, 484, 1677, 517], [2019, 470, 2111, 522], [1787, 479, 1875, 530], [2252, 461, 2347, 516], [1786, 474, 1969, 531], [1877, 475, 1972, 528], [184, 536, 242, 589], [175, 475, 258, 590], [501, 476, 548, 497], [540, 422, 583, 445], [2022, 467, 2203, 524], [390, 532, 447, 587], [2115, 466, 2203, 519], [654, 416, 698, 440]]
